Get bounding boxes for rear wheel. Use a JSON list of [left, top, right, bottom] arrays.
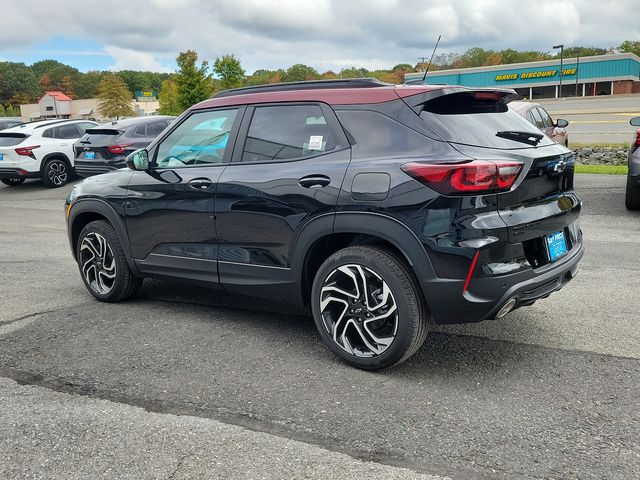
[[625, 175, 640, 210], [311, 246, 429, 370], [1, 178, 25, 186], [77, 220, 142, 302], [42, 158, 69, 188]]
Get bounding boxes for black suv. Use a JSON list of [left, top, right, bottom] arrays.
[[73, 116, 174, 177], [65, 79, 583, 370]]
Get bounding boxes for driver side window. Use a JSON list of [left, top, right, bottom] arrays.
[[155, 108, 238, 168]]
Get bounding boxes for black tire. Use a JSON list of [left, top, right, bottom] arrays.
[[625, 175, 640, 210], [1, 178, 25, 186], [41, 158, 70, 188], [76, 220, 142, 302], [311, 246, 429, 370]]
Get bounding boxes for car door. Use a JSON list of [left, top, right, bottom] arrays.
[[52, 123, 84, 164], [124, 107, 243, 282], [214, 102, 351, 297]]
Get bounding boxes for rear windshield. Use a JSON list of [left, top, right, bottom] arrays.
[[0, 133, 28, 146], [79, 129, 122, 145], [419, 92, 554, 149]]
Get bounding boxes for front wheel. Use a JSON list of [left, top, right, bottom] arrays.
[[311, 246, 429, 370], [1, 178, 25, 186], [77, 220, 142, 302]]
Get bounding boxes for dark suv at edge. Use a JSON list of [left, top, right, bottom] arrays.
[[65, 79, 583, 370]]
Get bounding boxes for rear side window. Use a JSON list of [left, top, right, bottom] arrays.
[[0, 133, 28, 146], [528, 108, 545, 129], [241, 105, 335, 162], [419, 92, 554, 149], [148, 121, 168, 137], [134, 125, 147, 136], [53, 124, 81, 139], [536, 107, 554, 128]]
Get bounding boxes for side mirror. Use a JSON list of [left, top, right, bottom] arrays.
[[630, 117, 640, 127], [126, 149, 149, 171], [555, 118, 569, 128]]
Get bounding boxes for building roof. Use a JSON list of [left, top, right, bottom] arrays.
[[43, 91, 73, 102]]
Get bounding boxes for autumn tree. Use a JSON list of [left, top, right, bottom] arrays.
[[39, 74, 51, 91], [158, 77, 182, 115], [284, 64, 320, 82], [175, 50, 212, 110], [61, 76, 76, 99], [97, 74, 135, 119], [213, 54, 245, 90]]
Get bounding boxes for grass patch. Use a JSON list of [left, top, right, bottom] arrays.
[[575, 164, 628, 175], [570, 142, 630, 150]]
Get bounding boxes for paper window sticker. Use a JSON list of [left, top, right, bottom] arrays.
[[308, 135, 323, 150]]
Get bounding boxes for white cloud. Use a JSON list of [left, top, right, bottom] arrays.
[[103, 46, 172, 72], [0, 0, 638, 73]]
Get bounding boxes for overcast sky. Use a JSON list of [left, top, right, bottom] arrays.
[[0, 0, 638, 74]]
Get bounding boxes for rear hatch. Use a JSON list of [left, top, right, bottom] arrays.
[[417, 90, 580, 266], [0, 133, 30, 162], [74, 128, 125, 162]]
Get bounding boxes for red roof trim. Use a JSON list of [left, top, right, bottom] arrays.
[[43, 91, 72, 101], [193, 85, 446, 110]]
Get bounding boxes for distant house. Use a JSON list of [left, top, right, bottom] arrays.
[[38, 91, 73, 119], [20, 93, 159, 122]]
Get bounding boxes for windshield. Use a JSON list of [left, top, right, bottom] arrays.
[[419, 92, 554, 149]]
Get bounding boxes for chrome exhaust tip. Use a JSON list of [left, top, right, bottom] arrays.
[[496, 298, 517, 319]]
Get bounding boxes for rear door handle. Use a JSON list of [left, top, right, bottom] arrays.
[[299, 175, 330, 189], [188, 177, 213, 190]]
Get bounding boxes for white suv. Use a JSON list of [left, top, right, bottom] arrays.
[[0, 119, 98, 188]]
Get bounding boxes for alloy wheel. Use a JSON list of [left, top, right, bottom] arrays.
[[319, 264, 398, 357], [47, 161, 68, 186], [80, 232, 117, 294]]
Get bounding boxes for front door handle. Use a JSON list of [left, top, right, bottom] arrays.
[[299, 175, 330, 189], [188, 177, 213, 190]]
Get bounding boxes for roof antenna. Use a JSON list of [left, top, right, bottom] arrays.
[[422, 35, 441, 84]]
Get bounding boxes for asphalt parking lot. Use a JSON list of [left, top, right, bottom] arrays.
[[0, 175, 639, 479]]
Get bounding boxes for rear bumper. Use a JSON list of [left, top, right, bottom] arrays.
[[0, 167, 39, 179], [422, 235, 584, 325], [75, 160, 125, 177]]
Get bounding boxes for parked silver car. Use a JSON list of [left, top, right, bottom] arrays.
[[626, 116, 640, 210], [509, 101, 569, 147]]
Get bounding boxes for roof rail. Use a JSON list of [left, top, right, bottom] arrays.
[[213, 78, 392, 99]]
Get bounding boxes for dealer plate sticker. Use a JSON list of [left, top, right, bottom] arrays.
[[546, 230, 568, 262], [84, 151, 95, 159], [0, 153, 3, 161]]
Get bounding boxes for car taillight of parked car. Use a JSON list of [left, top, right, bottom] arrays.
[[14, 145, 40, 159], [401, 160, 523, 195], [634, 129, 640, 149], [107, 143, 133, 155]]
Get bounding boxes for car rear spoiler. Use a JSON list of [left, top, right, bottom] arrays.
[[397, 86, 520, 114]]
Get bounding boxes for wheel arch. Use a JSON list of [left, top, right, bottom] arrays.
[[68, 199, 140, 276], [292, 212, 436, 306], [40, 152, 72, 177]]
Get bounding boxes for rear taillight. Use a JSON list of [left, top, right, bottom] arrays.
[[401, 160, 523, 195], [634, 129, 640, 147], [107, 143, 133, 155], [15, 145, 40, 159]]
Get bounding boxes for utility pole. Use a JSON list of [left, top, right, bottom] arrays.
[[553, 44, 564, 98], [575, 55, 580, 97], [418, 57, 428, 70]]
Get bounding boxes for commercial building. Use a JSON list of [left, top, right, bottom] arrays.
[[405, 53, 640, 99], [19, 91, 160, 122]]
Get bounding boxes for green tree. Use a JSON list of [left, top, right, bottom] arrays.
[[284, 64, 320, 82], [158, 77, 182, 115], [0, 104, 5, 116], [619, 40, 640, 57], [213, 54, 245, 90], [0, 62, 40, 103], [74, 71, 103, 99], [5, 104, 18, 116], [562, 46, 607, 58], [338, 67, 369, 78], [392, 63, 414, 72], [97, 74, 135, 119], [175, 50, 212, 110], [246, 69, 276, 86]]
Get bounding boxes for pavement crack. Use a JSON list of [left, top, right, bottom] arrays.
[[0, 311, 54, 327]]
